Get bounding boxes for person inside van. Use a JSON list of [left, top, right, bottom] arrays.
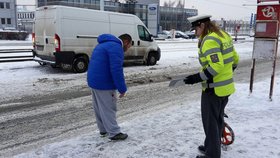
[[87, 33, 132, 141]]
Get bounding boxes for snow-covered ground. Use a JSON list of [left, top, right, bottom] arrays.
[[1, 37, 280, 158], [13, 78, 280, 158]]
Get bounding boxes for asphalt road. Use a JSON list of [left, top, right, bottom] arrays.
[[0, 56, 279, 157]]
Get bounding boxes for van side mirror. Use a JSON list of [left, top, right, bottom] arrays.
[[148, 34, 153, 41]]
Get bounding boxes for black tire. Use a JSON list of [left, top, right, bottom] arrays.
[[73, 56, 88, 73], [50, 64, 59, 68], [146, 53, 157, 66]]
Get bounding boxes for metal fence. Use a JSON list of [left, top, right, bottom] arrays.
[[0, 49, 33, 62]]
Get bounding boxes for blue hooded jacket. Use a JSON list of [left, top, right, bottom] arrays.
[[87, 34, 127, 93]]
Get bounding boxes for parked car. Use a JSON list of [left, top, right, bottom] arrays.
[[185, 31, 196, 39], [175, 31, 189, 39], [157, 31, 171, 39]]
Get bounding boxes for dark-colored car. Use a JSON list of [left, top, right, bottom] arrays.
[[175, 31, 189, 39]]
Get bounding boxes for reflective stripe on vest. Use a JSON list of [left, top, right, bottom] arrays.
[[206, 66, 218, 76], [200, 56, 234, 66], [223, 47, 234, 55], [199, 46, 234, 58], [200, 36, 222, 54], [199, 71, 208, 80], [224, 57, 234, 64], [202, 78, 234, 88], [202, 48, 221, 57]]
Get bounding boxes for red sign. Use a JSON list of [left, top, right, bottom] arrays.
[[256, 4, 280, 20], [255, 21, 279, 38]]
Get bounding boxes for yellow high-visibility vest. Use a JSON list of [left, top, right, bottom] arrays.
[[198, 31, 239, 96]]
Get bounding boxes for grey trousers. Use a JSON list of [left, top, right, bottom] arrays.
[[201, 91, 228, 158], [91, 88, 121, 138]]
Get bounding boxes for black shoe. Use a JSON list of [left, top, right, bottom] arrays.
[[196, 155, 208, 158], [100, 132, 107, 137], [109, 133, 128, 141], [198, 145, 206, 154]]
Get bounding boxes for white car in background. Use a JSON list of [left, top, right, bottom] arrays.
[[174, 31, 189, 39], [185, 30, 196, 39], [157, 30, 172, 39]]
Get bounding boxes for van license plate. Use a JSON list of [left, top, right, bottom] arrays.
[[36, 45, 44, 51]]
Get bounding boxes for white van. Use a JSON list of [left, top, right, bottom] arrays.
[[32, 5, 161, 73]]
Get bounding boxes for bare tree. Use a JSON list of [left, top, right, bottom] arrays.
[[176, 0, 185, 8], [163, 0, 176, 7]]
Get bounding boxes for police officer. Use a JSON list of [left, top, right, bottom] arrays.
[[185, 15, 239, 158]]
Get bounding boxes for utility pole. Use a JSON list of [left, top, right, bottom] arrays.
[[14, 0, 18, 30]]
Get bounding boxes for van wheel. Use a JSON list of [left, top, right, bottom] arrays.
[[73, 57, 88, 73], [51, 64, 59, 68], [146, 53, 157, 66]]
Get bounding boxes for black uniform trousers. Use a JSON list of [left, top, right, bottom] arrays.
[[201, 91, 229, 158]]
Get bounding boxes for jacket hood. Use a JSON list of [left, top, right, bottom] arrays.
[[97, 34, 122, 46]]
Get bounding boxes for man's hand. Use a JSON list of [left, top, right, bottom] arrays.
[[119, 93, 126, 98], [184, 73, 203, 85]]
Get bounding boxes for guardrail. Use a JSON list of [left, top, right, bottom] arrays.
[[0, 49, 33, 63]]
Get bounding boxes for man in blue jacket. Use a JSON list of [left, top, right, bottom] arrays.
[[87, 34, 132, 141]]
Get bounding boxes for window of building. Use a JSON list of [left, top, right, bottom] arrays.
[[1, 18, 5, 24], [84, 0, 91, 4], [6, 2, 10, 9], [0, 2, 4, 8], [7, 18, 11, 24]]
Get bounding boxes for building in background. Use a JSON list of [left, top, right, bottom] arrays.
[[159, 6, 197, 32], [215, 19, 251, 35], [0, 0, 17, 30], [17, 7, 35, 33], [36, 0, 198, 33]]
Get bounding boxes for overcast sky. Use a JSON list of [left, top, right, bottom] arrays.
[[16, 0, 35, 5], [161, 0, 258, 21], [17, 0, 258, 20]]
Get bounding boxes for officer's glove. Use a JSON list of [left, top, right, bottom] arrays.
[[232, 65, 237, 71], [184, 73, 203, 85]]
